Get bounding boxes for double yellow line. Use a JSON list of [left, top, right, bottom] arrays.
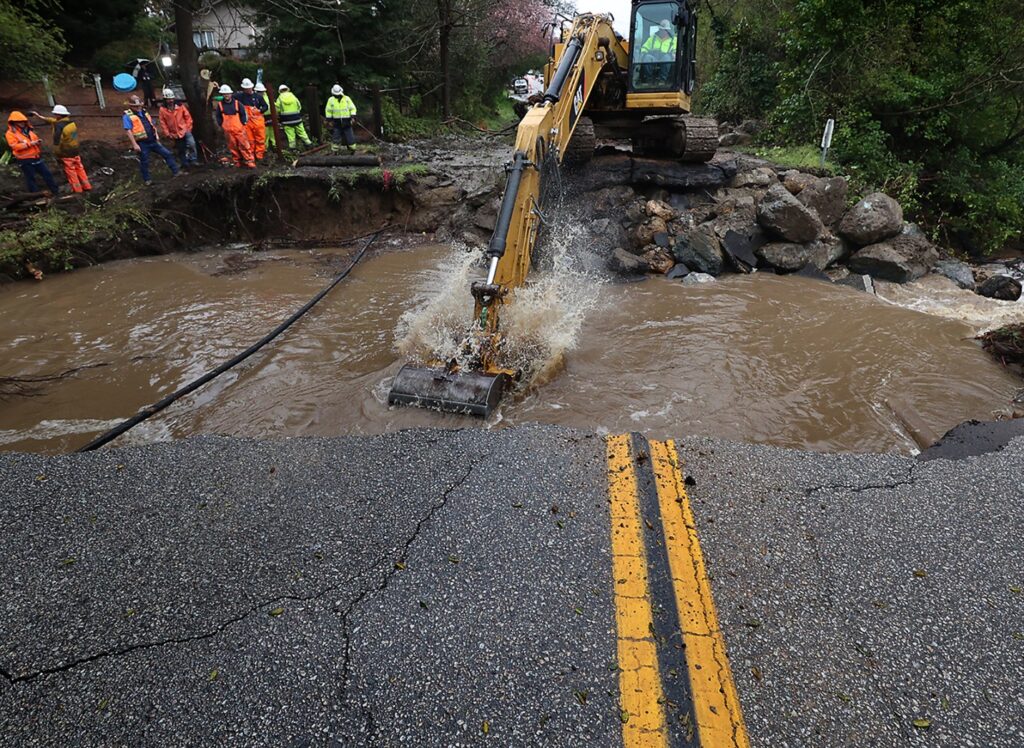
[[607, 434, 749, 748]]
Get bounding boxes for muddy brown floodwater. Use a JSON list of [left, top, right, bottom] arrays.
[[1, 243, 1020, 454]]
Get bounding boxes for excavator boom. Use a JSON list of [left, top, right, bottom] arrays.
[[389, 3, 711, 416]]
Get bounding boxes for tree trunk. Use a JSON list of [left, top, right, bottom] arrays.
[[438, 0, 452, 119], [174, 0, 215, 156]]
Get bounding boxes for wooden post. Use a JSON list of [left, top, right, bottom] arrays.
[[305, 84, 322, 143], [371, 85, 384, 139], [265, 82, 285, 157]]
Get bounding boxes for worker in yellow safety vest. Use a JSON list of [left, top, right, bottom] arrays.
[[640, 19, 677, 60], [255, 82, 275, 150], [275, 84, 312, 150], [324, 84, 358, 153]]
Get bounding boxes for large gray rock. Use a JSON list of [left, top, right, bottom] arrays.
[[798, 177, 849, 226], [806, 234, 849, 269], [589, 185, 636, 215], [781, 170, 817, 195], [588, 218, 628, 251], [755, 242, 813, 272], [756, 184, 824, 243], [933, 260, 975, 290], [719, 132, 753, 147], [673, 225, 727, 276], [682, 272, 716, 286], [976, 275, 1022, 301], [608, 247, 646, 275], [833, 272, 876, 294], [848, 232, 940, 283], [838, 192, 903, 246], [731, 167, 776, 188]]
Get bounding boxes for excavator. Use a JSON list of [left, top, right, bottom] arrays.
[[388, 0, 717, 416]]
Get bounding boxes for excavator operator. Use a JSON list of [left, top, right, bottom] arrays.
[[638, 19, 677, 86]]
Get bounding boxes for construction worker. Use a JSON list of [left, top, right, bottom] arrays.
[[122, 94, 180, 185], [214, 84, 255, 168], [324, 84, 357, 153], [639, 19, 677, 86], [158, 88, 197, 169], [31, 104, 92, 193], [255, 82, 275, 151], [237, 78, 268, 161], [5, 111, 59, 194], [276, 84, 312, 150]]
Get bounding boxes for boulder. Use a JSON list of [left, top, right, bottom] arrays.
[[624, 199, 647, 225], [755, 242, 813, 272], [756, 184, 825, 243], [589, 218, 629, 251], [797, 176, 849, 226], [472, 196, 500, 231], [795, 264, 832, 283], [731, 167, 776, 188], [722, 228, 765, 272], [641, 246, 676, 274], [719, 132, 753, 147], [806, 234, 849, 270], [848, 232, 939, 283], [933, 260, 975, 290], [838, 192, 903, 246], [631, 216, 668, 248], [682, 272, 716, 286], [608, 247, 647, 275], [590, 185, 636, 215], [645, 199, 678, 222], [976, 275, 1022, 301], [781, 171, 817, 195], [666, 263, 691, 279], [673, 225, 726, 276], [579, 154, 737, 192]]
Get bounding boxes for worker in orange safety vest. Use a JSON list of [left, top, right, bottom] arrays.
[[214, 84, 255, 168], [237, 78, 268, 161], [5, 111, 59, 194]]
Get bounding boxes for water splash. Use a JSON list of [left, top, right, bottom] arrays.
[[395, 219, 604, 391]]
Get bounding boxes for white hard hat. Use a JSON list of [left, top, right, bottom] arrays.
[[659, 19, 672, 29], [162, 88, 175, 99], [51, 104, 70, 116], [241, 78, 254, 89], [254, 82, 267, 92], [331, 84, 343, 96], [219, 84, 232, 94], [278, 84, 289, 92]]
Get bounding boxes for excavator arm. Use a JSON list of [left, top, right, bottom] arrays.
[[388, 15, 628, 416]]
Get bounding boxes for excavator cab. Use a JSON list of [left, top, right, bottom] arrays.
[[629, 1, 697, 95]]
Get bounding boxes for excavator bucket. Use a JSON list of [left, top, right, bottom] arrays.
[[387, 364, 510, 417]]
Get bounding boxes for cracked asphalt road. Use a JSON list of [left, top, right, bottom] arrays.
[[1, 425, 1022, 746]]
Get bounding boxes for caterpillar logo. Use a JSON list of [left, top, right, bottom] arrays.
[[569, 72, 586, 130]]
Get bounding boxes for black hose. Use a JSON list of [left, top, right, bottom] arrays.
[[76, 232, 379, 452]]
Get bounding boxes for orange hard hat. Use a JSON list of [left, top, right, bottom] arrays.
[[7, 111, 28, 123]]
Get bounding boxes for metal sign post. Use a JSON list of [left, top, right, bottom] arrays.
[[820, 118, 835, 168], [42, 75, 55, 107], [93, 74, 106, 109]]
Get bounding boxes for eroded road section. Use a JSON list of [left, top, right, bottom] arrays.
[[1, 427, 1022, 746]]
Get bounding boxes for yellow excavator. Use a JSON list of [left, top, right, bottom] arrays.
[[389, 0, 716, 416]]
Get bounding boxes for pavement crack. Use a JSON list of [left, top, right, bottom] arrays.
[[335, 454, 487, 722]]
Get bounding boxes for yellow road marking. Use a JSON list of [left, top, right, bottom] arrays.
[[606, 434, 669, 748], [650, 439, 750, 748]]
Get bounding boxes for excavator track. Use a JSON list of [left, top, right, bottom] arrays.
[[632, 114, 719, 163]]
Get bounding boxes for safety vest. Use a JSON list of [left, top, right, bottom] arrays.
[[325, 95, 356, 119], [641, 33, 677, 56], [124, 111, 154, 140], [6, 125, 42, 160], [276, 91, 303, 125], [216, 99, 247, 131]]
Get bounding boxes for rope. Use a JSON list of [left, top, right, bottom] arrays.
[[76, 231, 380, 452]]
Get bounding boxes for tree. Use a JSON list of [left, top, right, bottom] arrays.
[[38, 0, 145, 64], [172, 0, 215, 153], [0, 1, 66, 80]]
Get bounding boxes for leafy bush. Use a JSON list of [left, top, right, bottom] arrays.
[[0, 1, 66, 80]]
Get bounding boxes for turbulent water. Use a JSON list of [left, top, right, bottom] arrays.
[[0, 241, 1021, 454]]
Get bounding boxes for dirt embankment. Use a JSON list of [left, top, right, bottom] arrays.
[[0, 135, 509, 281]]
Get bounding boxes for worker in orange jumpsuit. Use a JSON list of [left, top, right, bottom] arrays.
[[237, 78, 268, 162], [213, 84, 254, 168], [5, 111, 59, 194]]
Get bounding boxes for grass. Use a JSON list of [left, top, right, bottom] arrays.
[[326, 163, 430, 200], [0, 186, 150, 280], [735, 144, 838, 174]]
